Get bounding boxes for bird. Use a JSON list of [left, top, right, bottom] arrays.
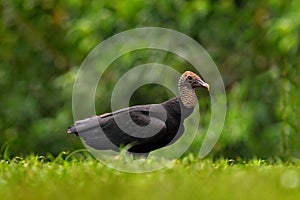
[[67, 71, 209, 156]]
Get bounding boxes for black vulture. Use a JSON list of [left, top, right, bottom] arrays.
[[67, 71, 209, 155]]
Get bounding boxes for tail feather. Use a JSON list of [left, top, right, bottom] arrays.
[[67, 126, 78, 135], [67, 116, 118, 151], [67, 116, 100, 135]]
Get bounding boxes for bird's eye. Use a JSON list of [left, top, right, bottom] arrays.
[[187, 76, 192, 80]]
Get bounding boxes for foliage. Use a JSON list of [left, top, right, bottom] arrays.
[[0, 0, 299, 158]]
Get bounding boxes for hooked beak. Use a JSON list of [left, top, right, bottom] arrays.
[[193, 79, 210, 91]]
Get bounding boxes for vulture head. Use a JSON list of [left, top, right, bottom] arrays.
[[180, 71, 209, 90], [178, 71, 209, 109]]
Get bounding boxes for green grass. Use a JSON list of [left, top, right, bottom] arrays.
[[0, 153, 300, 200]]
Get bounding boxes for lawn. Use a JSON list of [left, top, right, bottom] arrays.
[[0, 153, 299, 200]]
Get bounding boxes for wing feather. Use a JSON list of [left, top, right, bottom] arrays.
[[75, 104, 167, 151]]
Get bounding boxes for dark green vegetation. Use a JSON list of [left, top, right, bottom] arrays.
[[1, 0, 299, 159], [0, 154, 300, 200]]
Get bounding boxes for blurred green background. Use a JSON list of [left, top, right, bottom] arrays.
[[0, 0, 299, 158]]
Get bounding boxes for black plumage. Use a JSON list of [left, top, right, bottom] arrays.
[[67, 71, 209, 154]]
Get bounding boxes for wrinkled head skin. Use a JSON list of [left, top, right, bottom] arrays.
[[182, 71, 210, 90]]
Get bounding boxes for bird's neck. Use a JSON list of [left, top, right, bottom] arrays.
[[178, 78, 197, 109]]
